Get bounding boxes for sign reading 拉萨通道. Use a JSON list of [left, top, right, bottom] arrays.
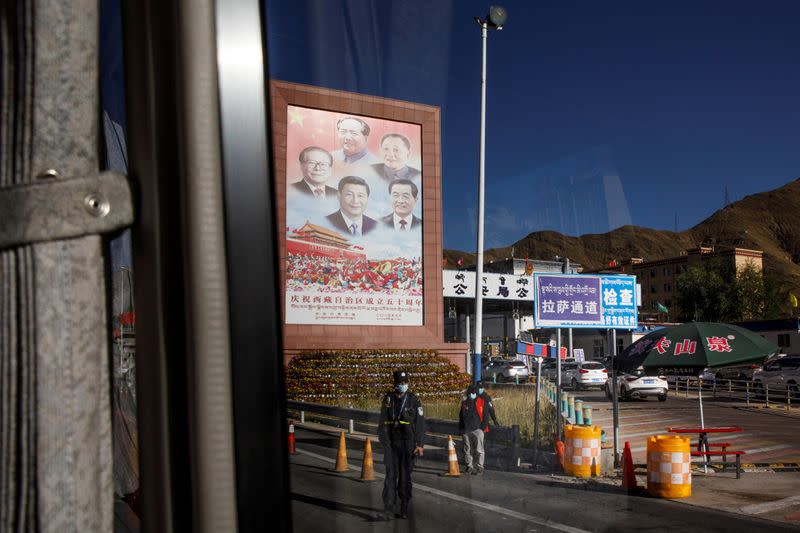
[[533, 274, 637, 329]]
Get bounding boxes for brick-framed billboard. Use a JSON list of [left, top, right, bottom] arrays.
[[270, 81, 465, 364]]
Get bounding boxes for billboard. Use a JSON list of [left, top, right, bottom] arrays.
[[533, 274, 637, 329], [284, 105, 423, 325]]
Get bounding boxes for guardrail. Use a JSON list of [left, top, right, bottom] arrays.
[[671, 377, 799, 409], [286, 400, 523, 469]]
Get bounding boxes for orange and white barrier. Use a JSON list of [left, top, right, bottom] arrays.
[[563, 424, 601, 477], [646, 435, 691, 498]]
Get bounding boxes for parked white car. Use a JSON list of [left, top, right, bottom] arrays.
[[752, 355, 800, 397], [606, 370, 668, 401], [482, 359, 530, 382], [564, 361, 608, 390], [541, 358, 574, 381]]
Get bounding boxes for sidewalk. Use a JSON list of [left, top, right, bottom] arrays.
[[532, 468, 800, 526]]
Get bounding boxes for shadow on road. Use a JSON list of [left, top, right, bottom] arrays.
[[290, 492, 385, 522]]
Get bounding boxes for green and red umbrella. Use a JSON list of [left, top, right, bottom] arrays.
[[616, 322, 779, 376], [616, 322, 779, 435]]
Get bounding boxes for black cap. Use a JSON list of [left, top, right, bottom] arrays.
[[393, 370, 409, 384], [467, 384, 477, 393], [476, 380, 484, 388]]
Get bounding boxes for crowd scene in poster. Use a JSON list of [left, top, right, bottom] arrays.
[[284, 105, 424, 325]]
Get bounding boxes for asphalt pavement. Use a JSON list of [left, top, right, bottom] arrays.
[[570, 387, 800, 466], [289, 426, 800, 532]]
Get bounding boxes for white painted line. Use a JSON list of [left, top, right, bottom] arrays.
[[741, 444, 792, 455], [606, 417, 686, 429], [593, 415, 692, 426], [593, 412, 665, 422], [296, 447, 591, 533], [741, 495, 800, 515]]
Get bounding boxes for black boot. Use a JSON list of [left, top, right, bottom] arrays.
[[399, 501, 408, 519]]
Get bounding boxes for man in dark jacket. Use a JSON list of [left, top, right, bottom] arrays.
[[378, 370, 425, 520], [476, 380, 500, 428], [459, 384, 489, 475]]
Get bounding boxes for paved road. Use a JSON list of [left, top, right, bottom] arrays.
[[290, 428, 798, 532], [569, 388, 800, 465]]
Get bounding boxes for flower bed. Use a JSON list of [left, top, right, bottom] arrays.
[[285, 349, 471, 403]]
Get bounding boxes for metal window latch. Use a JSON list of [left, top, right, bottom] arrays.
[[0, 170, 134, 249]]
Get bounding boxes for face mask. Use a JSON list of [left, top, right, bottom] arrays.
[[478, 388, 484, 395], [469, 393, 477, 400], [396, 383, 408, 393]]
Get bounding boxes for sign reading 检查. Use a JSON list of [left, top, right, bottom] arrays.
[[443, 270, 534, 302], [533, 273, 637, 329]]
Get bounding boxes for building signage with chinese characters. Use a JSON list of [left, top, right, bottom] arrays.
[[533, 274, 637, 329], [443, 270, 534, 301]]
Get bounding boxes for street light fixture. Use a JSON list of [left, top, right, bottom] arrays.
[[472, 6, 506, 382]]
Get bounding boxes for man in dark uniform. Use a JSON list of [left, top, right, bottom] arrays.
[[378, 370, 425, 520]]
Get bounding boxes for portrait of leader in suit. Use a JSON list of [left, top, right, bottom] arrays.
[[371, 133, 421, 182], [326, 176, 377, 236], [288, 146, 338, 199], [381, 179, 421, 232]]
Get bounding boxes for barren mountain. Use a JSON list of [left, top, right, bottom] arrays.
[[444, 178, 800, 294]]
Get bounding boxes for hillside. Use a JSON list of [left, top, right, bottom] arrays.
[[444, 178, 800, 294]]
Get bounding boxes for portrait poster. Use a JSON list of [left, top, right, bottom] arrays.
[[284, 105, 424, 325]]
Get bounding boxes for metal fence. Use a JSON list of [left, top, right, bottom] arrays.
[[671, 377, 799, 409]]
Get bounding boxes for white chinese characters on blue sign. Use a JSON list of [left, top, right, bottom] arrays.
[[533, 274, 637, 329]]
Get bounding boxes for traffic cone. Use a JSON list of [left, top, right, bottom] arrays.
[[360, 437, 375, 481], [334, 431, 349, 472], [441, 435, 461, 477], [555, 440, 565, 470], [622, 441, 638, 492], [288, 422, 296, 455]]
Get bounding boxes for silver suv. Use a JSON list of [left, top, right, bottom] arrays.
[[752, 355, 800, 396], [714, 362, 765, 381], [563, 361, 608, 390], [482, 359, 530, 382]]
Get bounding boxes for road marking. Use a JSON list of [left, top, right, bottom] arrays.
[[602, 417, 686, 429], [296, 448, 590, 533], [742, 444, 792, 455], [741, 495, 800, 515], [593, 412, 666, 422], [745, 444, 792, 454]]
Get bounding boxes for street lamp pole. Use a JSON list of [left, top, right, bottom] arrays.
[[472, 6, 506, 383], [472, 19, 488, 382]]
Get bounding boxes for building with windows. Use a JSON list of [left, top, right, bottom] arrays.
[[480, 256, 582, 276], [734, 318, 800, 354], [591, 246, 763, 320]]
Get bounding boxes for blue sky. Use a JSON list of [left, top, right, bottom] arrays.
[[265, 0, 800, 253], [100, 1, 800, 253]]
